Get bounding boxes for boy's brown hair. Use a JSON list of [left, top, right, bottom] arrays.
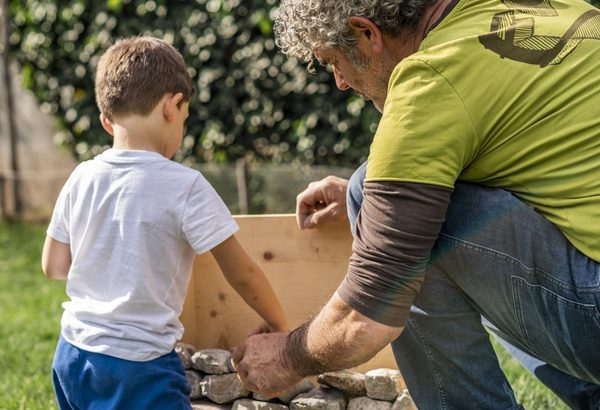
[[95, 36, 194, 120]]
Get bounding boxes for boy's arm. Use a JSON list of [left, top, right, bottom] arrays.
[[42, 235, 71, 280], [211, 235, 289, 332]]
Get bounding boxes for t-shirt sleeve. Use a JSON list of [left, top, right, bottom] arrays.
[[47, 174, 73, 244], [337, 181, 452, 327], [182, 173, 239, 254], [366, 58, 478, 187]]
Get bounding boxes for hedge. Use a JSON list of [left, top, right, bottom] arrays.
[[7, 0, 378, 167], [7, 0, 599, 167]]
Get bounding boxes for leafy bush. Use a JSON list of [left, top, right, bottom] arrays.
[[7, 0, 378, 167], [7, 0, 599, 168]]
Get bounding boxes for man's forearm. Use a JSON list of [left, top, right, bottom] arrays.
[[283, 292, 402, 376]]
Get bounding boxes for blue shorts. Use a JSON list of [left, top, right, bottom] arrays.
[[52, 335, 192, 410]]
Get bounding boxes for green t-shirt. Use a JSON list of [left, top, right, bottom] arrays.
[[367, 0, 600, 261]]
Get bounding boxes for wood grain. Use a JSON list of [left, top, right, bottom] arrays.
[[180, 214, 397, 373]]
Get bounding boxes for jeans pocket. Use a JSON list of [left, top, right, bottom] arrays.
[[512, 276, 600, 383]]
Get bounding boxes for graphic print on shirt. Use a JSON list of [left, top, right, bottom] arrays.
[[479, 0, 600, 67]]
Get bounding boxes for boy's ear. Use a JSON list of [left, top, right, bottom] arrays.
[[99, 113, 114, 136], [163, 93, 185, 122], [347, 16, 384, 55]]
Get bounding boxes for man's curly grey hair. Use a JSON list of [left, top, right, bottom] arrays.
[[274, 0, 434, 65]]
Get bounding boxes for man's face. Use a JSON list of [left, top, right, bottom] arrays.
[[314, 46, 390, 112]]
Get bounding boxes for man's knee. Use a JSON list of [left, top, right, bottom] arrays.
[[347, 161, 368, 233]]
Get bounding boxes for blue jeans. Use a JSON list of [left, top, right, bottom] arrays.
[[52, 336, 192, 410], [347, 162, 600, 409]]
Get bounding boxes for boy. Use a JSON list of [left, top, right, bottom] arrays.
[[42, 36, 288, 409]]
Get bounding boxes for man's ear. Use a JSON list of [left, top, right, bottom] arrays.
[[163, 92, 184, 123], [348, 16, 384, 55], [99, 113, 114, 136]]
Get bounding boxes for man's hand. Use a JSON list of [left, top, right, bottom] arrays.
[[232, 332, 302, 397], [296, 176, 349, 230], [248, 320, 289, 337]]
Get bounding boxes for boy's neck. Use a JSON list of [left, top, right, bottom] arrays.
[[110, 115, 167, 156]]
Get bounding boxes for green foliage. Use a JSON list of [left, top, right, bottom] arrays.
[[7, 0, 378, 166], [7, 0, 599, 166]]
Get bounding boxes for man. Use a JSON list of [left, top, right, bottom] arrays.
[[233, 0, 600, 408]]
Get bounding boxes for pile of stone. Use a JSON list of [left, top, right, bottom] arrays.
[[176, 343, 417, 410]]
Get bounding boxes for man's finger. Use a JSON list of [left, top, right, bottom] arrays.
[[231, 344, 245, 367], [309, 203, 340, 226], [296, 211, 310, 230], [296, 185, 327, 230]]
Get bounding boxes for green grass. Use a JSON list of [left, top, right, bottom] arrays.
[[0, 220, 569, 409], [0, 220, 65, 410], [491, 339, 568, 409]]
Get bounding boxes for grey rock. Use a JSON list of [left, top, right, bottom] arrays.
[[233, 398, 290, 410], [318, 371, 366, 396], [191, 399, 232, 410], [204, 373, 250, 404], [253, 378, 317, 403], [278, 378, 318, 404], [228, 356, 237, 373], [192, 349, 233, 375], [347, 397, 392, 410], [251, 391, 271, 402], [391, 390, 417, 410], [186, 370, 205, 400], [176, 342, 197, 369], [365, 369, 402, 401], [290, 387, 346, 410]]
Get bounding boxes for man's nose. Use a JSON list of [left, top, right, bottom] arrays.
[[333, 67, 350, 91]]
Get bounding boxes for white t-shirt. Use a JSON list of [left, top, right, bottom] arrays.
[[48, 149, 239, 361]]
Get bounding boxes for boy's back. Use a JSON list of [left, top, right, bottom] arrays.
[[49, 149, 237, 361], [43, 36, 287, 409]]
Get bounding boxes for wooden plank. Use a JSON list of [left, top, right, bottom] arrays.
[[180, 214, 397, 373]]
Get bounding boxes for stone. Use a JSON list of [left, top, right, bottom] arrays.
[[391, 390, 417, 410], [278, 378, 319, 403], [290, 387, 346, 410], [347, 396, 393, 410], [233, 398, 290, 410], [365, 369, 403, 401], [318, 370, 366, 396], [204, 373, 250, 404], [192, 349, 233, 375], [252, 391, 271, 402], [228, 356, 237, 373], [176, 342, 196, 369], [191, 399, 231, 410], [253, 378, 317, 404], [186, 370, 205, 400]]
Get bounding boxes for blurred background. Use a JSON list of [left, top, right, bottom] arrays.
[[1, 1, 598, 409], [0, 0, 385, 219]]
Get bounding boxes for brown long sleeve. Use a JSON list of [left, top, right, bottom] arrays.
[[337, 181, 453, 327]]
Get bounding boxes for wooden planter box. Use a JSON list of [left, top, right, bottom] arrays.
[[180, 215, 396, 373]]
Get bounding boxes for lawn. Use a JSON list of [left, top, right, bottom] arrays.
[[0, 220, 568, 410]]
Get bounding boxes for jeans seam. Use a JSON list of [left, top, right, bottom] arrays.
[[408, 314, 449, 409], [438, 233, 597, 293], [510, 276, 538, 356], [513, 275, 600, 318]]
